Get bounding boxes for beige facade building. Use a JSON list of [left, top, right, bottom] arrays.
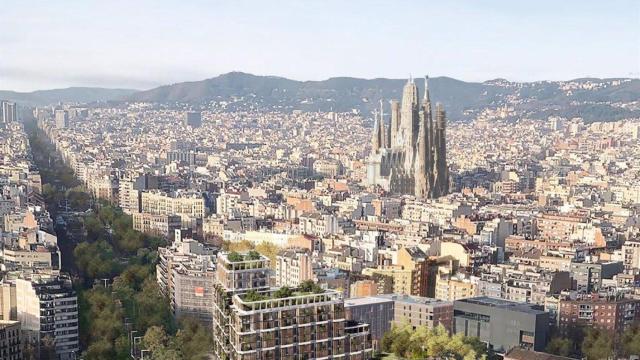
[[275, 248, 313, 287], [435, 274, 476, 301], [132, 212, 182, 238], [141, 190, 205, 223]]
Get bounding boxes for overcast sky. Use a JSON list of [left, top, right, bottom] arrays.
[[1, 0, 639, 91]]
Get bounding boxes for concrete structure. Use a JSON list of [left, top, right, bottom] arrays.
[[569, 261, 624, 293], [558, 294, 640, 335], [184, 111, 202, 127], [435, 274, 477, 302], [0, 320, 21, 360], [377, 294, 454, 333], [453, 296, 549, 353], [212, 252, 373, 360], [54, 110, 69, 129], [349, 280, 379, 297], [132, 212, 182, 239], [140, 190, 205, 225], [622, 239, 640, 272], [345, 296, 394, 342], [157, 238, 217, 326], [275, 248, 313, 287], [15, 276, 79, 360], [1, 101, 17, 125]]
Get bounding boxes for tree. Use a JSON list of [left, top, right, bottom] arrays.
[[174, 317, 213, 360], [227, 251, 243, 262], [254, 242, 280, 269], [621, 325, 640, 357], [134, 278, 174, 331], [546, 336, 572, 357], [273, 286, 293, 298], [142, 326, 169, 351], [84, 339, 115, 360], [582, 328, 613, 360], [299, 279, 323, 293], [74, 240, 119, 280], [380, 324, 488, 360]]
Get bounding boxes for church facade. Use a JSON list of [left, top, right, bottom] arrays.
[[366, 76, 449, 198]]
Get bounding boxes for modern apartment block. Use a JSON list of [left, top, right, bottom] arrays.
[[157, 238, 217, 325], [212, 251, 373, 360], [344, 296, 394, 341], [0, 320, 21, 360], [379, 294, 454, 333], [15, 276, 79, 360], [453, 296, 549, 353]]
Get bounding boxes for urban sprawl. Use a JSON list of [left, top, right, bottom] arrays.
[[1, 77, 640, 360]]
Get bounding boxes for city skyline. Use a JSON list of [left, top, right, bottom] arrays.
[[2, 2, 640, 359], [1, 0, 639, 91]]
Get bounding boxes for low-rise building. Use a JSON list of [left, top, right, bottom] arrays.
[[453, 296, 549, 353]]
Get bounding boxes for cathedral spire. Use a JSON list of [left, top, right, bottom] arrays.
[[423, 75, 430, 103], [378, 99, 386, 148]]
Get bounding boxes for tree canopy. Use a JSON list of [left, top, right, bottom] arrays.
[[381, 323, 488, 360]]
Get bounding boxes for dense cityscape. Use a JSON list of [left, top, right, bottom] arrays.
[[2, 1, 640, 360], [1, 71, 640, 360]]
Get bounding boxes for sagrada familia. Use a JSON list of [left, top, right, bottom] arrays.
[[366, 76, 449, 198]]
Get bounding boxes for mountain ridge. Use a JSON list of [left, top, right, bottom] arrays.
[[0, 87, 138, 106], [2, 73, 639, 122]]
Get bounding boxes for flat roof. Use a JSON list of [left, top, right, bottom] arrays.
[[455, 296, 546, 314], [373, 294, 452, 306], [344, 296, 394, 307]]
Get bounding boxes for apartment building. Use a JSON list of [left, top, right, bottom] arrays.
[[344, 296, 394, 341], [275, 248, 313, 287], [558, 294, 640, 335], [569, 261, 623, 293], [435, 273, 476, 301], [375, 294, 454, 333], [622, 239, 640, 272], [157, 238, 217, 325], [212, 251, 373, 360], [140, 190, 205, 223], [15, 276, 79, 360], [132, 212, 182, 239], [0, 320, 21, 360]]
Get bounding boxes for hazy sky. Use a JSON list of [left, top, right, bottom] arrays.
[[2, 0, 639, 91]]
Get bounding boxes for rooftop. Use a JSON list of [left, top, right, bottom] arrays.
[[374, 294, 452, 306], [344, 296, 394, 307], [455, 296, 546, 314]]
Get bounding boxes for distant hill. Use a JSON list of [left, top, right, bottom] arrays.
[[0, 87, 137, 106], [128, 72, 505, 120], [3, 73, 639, 122], [128, 72, 640, 122]]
